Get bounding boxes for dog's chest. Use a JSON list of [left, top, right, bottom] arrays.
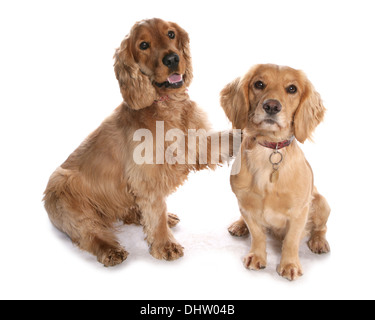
[[244, 148, 294, 229], [245, 147, 285, 189], [262, 208, 287, 230]]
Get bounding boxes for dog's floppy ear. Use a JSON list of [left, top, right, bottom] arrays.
[[171, 22, 193, 87], [220, 76, 249, 130], [294, 75, 326, 143], [114, 33, 157, 110]]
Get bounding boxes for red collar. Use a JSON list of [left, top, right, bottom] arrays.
[[258, 136, 295, 150], [154, 95, 170, 103]]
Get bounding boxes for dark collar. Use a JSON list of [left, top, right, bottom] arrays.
[[258, 136, 295, 150], [154, 95, 170, 103]]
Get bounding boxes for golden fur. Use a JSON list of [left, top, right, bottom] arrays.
[[44, 19, 232, 266], [221, 64, 331, 280]]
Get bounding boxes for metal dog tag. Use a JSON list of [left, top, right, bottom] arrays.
[[270, 170, 279, 183]]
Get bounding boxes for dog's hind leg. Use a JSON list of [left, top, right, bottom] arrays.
[[307, 187, 331, 254], [228, 216, 250, 237], [123, 206, 180, 228], [166, 213, 180, 228], [78, 227, 129, 267], [44, 189, 128, 267]]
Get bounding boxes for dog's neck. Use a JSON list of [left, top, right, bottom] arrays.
[[258, 136, 295, 150], [243, 127, 295, 151], [154, 95, 170, 103], [243, 134, 297, 185], [154, 88, 189, 104], [136, 90, 191, 124]]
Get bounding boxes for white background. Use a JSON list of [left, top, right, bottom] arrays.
[[1, 0, 375, 300]]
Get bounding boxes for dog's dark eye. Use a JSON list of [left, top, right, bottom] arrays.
[[168, 31, 175, 39], [287, 85, 297, 94], [140, 42, 150, 50], [254, 81, 266, 90]]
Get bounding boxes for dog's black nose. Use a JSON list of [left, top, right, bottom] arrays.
[[162, 53, 180, 69], [263, 99, 282, 115]]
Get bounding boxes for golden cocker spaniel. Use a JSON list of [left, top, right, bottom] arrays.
[[221, 64, 331, 280], [44, 18, 235, 266]]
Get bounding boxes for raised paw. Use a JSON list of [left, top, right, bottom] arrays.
[[150, 241, 184, 261], [167, 213, 180, 228], [228, 219, 249, 237], [277, 262, 303, 281], [98, 247, 129, 267], [308, 235, 330, 254], [243, 253, 267, 271]]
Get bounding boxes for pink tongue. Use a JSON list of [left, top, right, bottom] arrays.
[[168, 74, 182, 84]]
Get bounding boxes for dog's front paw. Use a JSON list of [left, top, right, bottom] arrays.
[[243, 253, 267, 270], [150, 241, 184, 261], [277, 262, 303, 281]]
